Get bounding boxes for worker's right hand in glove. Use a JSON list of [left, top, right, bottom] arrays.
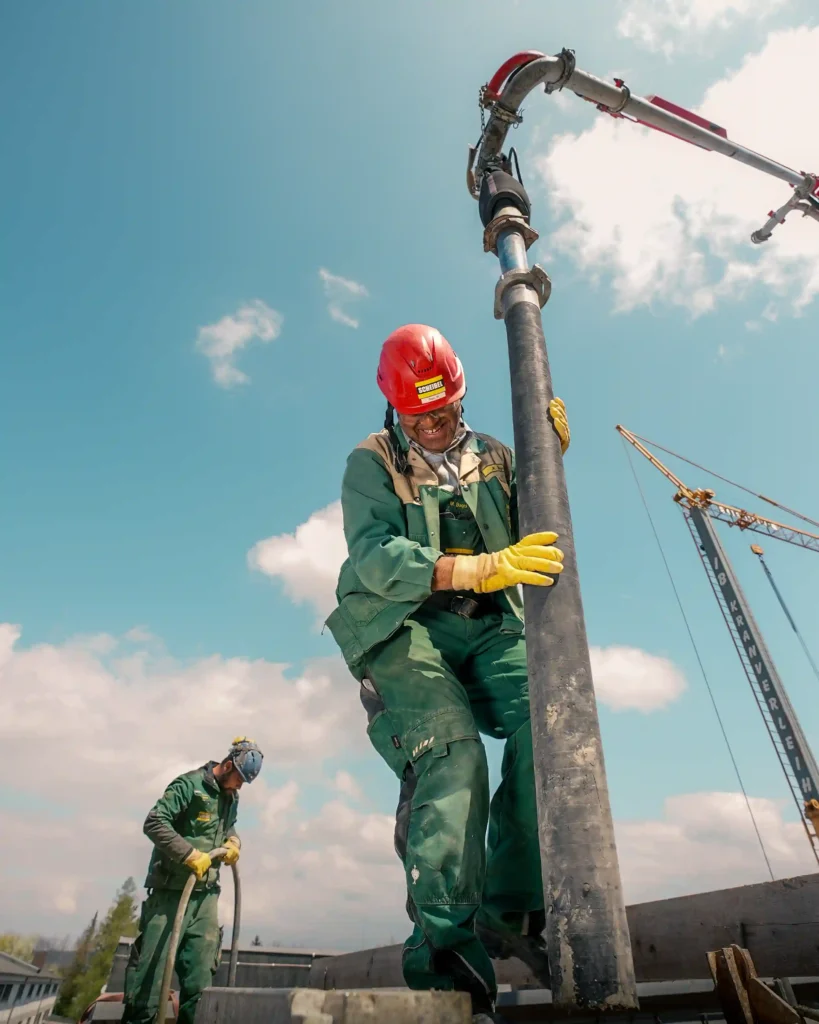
[[184, 849, 212, 881], [451, 532, 564, 593]]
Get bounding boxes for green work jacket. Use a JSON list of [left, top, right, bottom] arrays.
[[143, 762, 240, 892], [326, 425, 524, 678]]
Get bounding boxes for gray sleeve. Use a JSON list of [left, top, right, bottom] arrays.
[[143, 777, 195, 863]]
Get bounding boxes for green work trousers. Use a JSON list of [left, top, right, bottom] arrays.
[[122, 887, 222, 1024], [362, 603, 542, 1010]]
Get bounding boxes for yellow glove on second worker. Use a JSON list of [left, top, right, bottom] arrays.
[[184, 849, 212, 881], [451, 532, 564, 594], [222, 837, 241, 866], [550, 397, 570, 455]]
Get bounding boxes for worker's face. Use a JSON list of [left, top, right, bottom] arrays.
[[398, 400, 462, 452], [218, 762, 245, 791]]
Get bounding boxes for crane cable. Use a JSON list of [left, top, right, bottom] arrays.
[[621, 438, 775, 881], [754, 549, 819, 689], [629, 430, 819, 531]]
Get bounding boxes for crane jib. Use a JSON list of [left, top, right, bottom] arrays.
[[689, 507, 819, 806]]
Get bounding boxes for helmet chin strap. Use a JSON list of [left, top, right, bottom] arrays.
[[384, 403, 410, 475]]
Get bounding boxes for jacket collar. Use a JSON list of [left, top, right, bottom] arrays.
[[202, 761, 239, 803], [201, 761, 220, 793]]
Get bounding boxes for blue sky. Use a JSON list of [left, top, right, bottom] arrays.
[[2, 0, 818, 946]]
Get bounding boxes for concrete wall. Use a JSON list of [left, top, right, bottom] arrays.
[[195, 988, 471, 1024], [309, 872, 819, 988], [106, 941, 333, 995]]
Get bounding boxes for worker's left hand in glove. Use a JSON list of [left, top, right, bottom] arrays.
[[550, 397, 570, 455], [451, 532, 564, 593], [184, 849, 212, 881], [222, 837, 241, 866]]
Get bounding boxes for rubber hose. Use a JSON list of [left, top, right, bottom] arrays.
[[227, 864, 241, 987], [156, 846, 228, 1023]]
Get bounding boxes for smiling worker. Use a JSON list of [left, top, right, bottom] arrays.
[[326, 324, 569, 1022]]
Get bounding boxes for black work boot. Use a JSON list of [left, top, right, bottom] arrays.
[[476, 909, 551, 990]]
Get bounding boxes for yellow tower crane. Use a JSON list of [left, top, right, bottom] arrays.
[[617, 425, 819, 864]]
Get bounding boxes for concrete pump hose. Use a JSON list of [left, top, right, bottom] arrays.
[[227, 863, 241, 987], [156, 846, 228, 1023]]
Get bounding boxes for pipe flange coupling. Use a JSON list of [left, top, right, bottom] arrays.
[[491, 104, 524, 127], [483, 214, 539, 254], [494, 264, 552, 319]]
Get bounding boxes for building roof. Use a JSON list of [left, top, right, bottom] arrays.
[[0, 950, 62, 980]]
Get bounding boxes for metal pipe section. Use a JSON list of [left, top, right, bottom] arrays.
[[494, 221, 638, 1011], [476, 53, 805, 191]]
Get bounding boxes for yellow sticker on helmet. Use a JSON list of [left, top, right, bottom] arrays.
[[415, 375, 446, 404]]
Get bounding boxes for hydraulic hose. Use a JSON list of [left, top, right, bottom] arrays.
[[155, 847, 241, 1023], [227, 865, 241, 987]]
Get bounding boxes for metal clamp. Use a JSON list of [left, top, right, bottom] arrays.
[[494, 264, 552, 319], [544, 47, 576, 95], [490, 104, 523, 127], [483, 213, 539, 254]]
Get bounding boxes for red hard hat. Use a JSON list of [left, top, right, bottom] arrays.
[[377, 325, 466, 415]]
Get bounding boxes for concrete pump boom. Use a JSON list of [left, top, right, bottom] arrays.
[[468, 49, 819, 244]]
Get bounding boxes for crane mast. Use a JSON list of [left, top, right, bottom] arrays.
[[617, 426, 819, 864]]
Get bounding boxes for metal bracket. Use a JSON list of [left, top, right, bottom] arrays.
[[752, 174, 819, 243], [483, 213, 539, 254], [494, 264, 552, 319]]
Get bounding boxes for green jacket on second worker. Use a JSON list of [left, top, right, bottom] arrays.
[[143, 762, 240, 891], [326, 424, 523, 679]]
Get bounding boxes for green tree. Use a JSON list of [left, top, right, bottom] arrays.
[[53, 913, 98, 1017], [60, 878, 140, 1020], [0, 933, 38, 962]]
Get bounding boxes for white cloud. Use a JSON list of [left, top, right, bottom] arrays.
[[248, 501, 346, 620], [318, 268, 369, 329], [195, 300, 283, 387], [0, 621, 380, 942], [0, 621, 813, 950], [591, 645, 687, 712], [617, 0, 789, 55], [333, 769, 365, 803], [259, 780, 301, 831], [617, 792, 817, 903], [533, 26, 819, 318]]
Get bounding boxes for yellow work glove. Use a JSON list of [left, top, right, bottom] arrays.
[[184, 849, 212, 881], [550, 397, 570, 455], [451, 532, 564, 593], [222, 837, 241, 866]]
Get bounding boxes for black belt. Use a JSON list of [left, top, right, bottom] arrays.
[[426, 592, 495, 619]]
